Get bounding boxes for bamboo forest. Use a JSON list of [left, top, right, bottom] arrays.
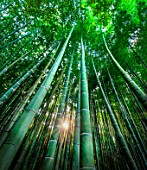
[[0, 0, 147, 170]]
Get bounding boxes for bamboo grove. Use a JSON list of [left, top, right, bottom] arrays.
[[0, 0, 147, 170]]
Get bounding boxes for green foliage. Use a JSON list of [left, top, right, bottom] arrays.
[[0, 0, 146, 169]]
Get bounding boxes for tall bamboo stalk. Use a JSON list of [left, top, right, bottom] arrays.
[[80, 38, 95, 170], [102, 33, 147, 110], [0, 26, 74, 170], [43, 45, 74, 170], [72, 85, 80, 170]]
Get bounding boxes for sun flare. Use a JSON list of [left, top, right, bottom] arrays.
[[62, 121, 69, 130]]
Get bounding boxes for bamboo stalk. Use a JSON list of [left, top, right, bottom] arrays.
[[102, 33, 147, 110], [91, 56, 138, 170], [0, 26, 74, 170], [80, 38, 95, 170], [43, 44, 74, 170]]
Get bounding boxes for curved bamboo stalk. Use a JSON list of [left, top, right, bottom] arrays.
[[0, 25, 74, 170], [107, 67, 147, 169], [116, 82, 147, 152], [127, 41, 147, 68], [91, 56, 138, 170], [102, 33, 147, 110], [80, 38, 95, 170], [125, 63, 147, 91]]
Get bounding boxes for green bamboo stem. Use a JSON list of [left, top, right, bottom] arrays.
[[6, 42, 60, 111], [107, 67, 147, 168], [21, 114, 47, 170], [0, 66, 33, 114], [0, 92, 25, 134], [90, 104, 101, 170], [0, 26, 74, 170], [0, 39, 35, 76], [115, 81, 147, 154], [35, 91, 61, 170], [55, 131, 66, 170], [0, 55, 46, 106], [43, 46, 74, 170], [91, 98, 104, 169], [59, 133, 68, 169], [0, 49, 33, 76], [30, 134, 47, 170], [0, 22, 11, 34], [27, 76, 65, 169], [0, 2, 12, 12], [0, 29, 38, 49], [91, 56, 138, 170], [23, 90, 62, 169], [80, 38, 95, 170], [102, 33, 147, 110], [101, 105, 113, 169], [0, 88, 21, 120], [17, 120, 44, 170], [56, 114, 70, 170], [72, 85, 80, 170], [94, 97, 106, 169], [13, 119, 39, 169], [31, 137, 47, 170], [69, 107, 76, 167], [126, 63, 147, 91], [55, 80, 74, 170], [124, 85, 147, 123], [127, 41, 147, 68], [64, 116, 72, 170], [65, 102, 76, 169], [1, 37, 34, 70], [58, 87, 76, 170], [0, 20, 32, 42]]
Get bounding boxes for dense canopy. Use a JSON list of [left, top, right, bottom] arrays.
[[0, 0, 147, 170]]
